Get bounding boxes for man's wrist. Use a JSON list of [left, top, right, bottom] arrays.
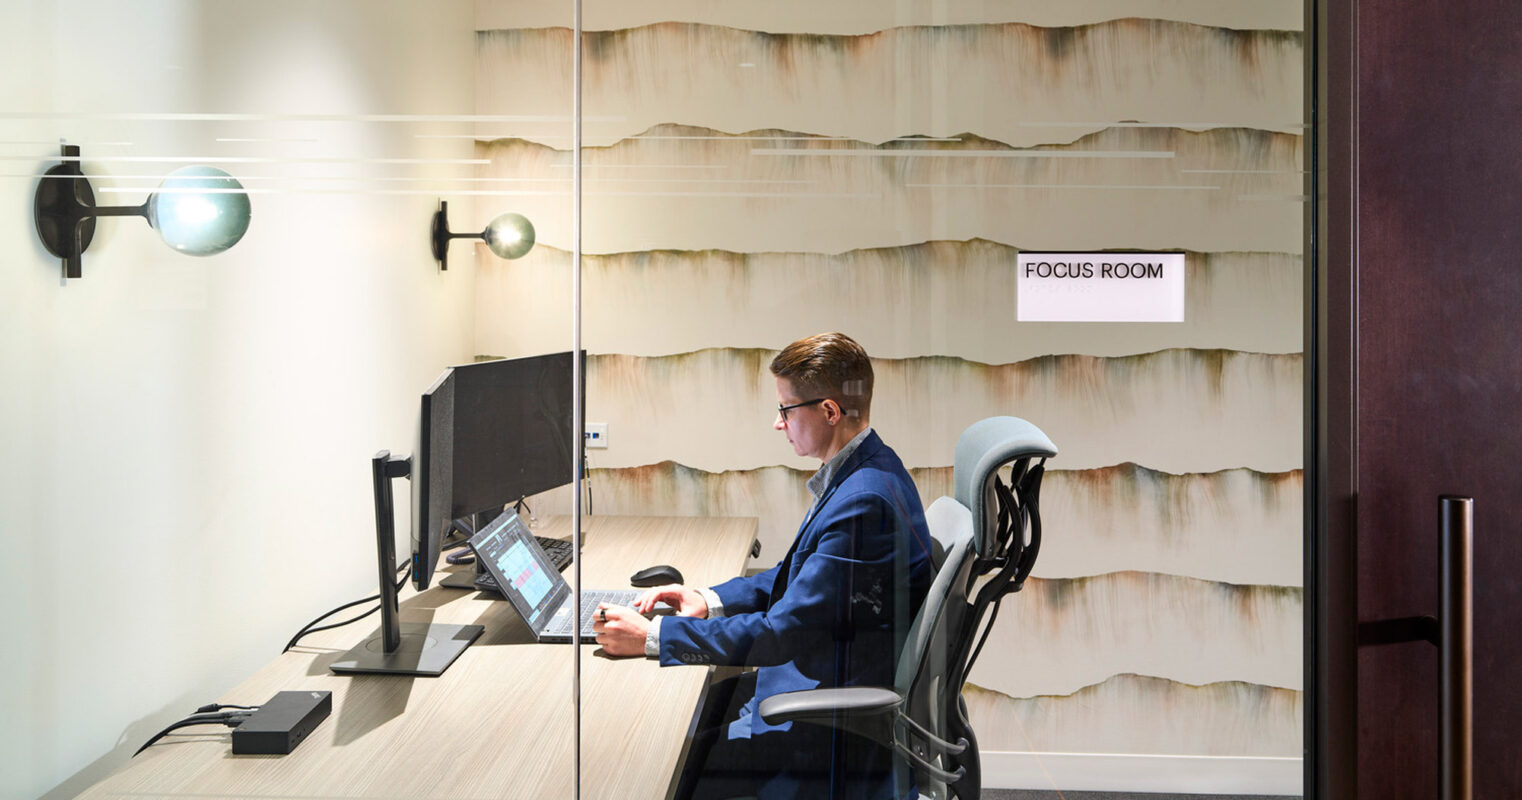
[[644, 616, 662, 658], [697, 587, 724, 618]]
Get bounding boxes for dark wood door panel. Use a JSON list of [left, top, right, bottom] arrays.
[[1350, 0, 1522, 797]]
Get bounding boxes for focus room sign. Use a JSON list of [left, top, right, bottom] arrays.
[[1016, 252, 1186, 322]]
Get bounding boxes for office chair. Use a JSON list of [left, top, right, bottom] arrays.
[[759, 416, 1057, 799]]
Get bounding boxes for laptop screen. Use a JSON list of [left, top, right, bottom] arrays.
[[469, 512, 569, 632]]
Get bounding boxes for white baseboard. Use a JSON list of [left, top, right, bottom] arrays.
[[981, 750, 1303, 796]]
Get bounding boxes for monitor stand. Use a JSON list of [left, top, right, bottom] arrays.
[[438, 517, 487, 590], [438, 570, 483, 591], [330, 451, 482, 677], [329, 622, 482, 677]]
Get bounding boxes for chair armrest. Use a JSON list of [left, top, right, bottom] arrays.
[[761, 687, 968, 785], [758, 686, 902, 725]]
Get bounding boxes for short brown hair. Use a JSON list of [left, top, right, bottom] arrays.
[[769, 332, 874, 419]]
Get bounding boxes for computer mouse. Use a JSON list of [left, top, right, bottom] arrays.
[[630, 564, 684, 587]]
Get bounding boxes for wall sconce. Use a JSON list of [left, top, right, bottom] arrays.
[[429, 200, 534, 270], [34, 144, 252, 280]]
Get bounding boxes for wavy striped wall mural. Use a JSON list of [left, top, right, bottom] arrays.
[[469, 125, 1302, 254], [475, 0, 1304, 790]]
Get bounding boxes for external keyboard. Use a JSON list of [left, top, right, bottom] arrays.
[[536, 536, 574, 571]]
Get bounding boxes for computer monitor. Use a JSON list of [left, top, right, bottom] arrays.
[[329, 350, 584, 677], [412, 350, 584, 591]]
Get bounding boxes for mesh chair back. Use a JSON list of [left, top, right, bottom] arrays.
[[914, 417, 1057, 798], [754, 417, 1056, 800], [953, 416, 1057, 558]]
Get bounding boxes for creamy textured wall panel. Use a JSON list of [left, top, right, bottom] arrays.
[[526, 462, 1299, 587], [581, 349, 1301, 473], [478, 23, 1302, 147], [526, 464, 811, 562], [914, 464, 1303, 586], [479, 1, 1304, 34], [474, 243, 1301, 361], [1033, 465, 1303, 585], [473, 126, 1303, 255], [538, 471, 1302, 697], [963, 677, 1301, 756], [966, 573, 1301, 696]]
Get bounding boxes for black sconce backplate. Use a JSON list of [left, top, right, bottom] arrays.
[[34, 146, 96, 279]]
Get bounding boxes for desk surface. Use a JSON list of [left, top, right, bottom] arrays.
[[79, 514, 757, 800]]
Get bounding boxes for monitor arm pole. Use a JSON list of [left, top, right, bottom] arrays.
[[372, 450, 411, 653]]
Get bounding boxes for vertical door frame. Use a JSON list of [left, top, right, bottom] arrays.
[[1306, 0, 1358, 796]]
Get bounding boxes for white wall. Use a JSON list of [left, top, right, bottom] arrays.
[[0, 3, 478, 799]]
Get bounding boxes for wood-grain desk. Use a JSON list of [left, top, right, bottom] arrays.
[[77, 514, 757, 800]]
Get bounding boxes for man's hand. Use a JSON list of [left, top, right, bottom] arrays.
[[593, 604, 650, 657], [634, 584, 709, 618]]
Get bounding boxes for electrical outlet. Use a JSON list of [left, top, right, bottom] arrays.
[[584, 422, 609, 449]]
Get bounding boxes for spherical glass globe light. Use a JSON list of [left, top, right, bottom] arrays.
[[483, 212, 535, 259], [144, 166, 252, 256]]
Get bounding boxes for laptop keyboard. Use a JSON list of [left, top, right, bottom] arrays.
[[544, 589, 642, 637]]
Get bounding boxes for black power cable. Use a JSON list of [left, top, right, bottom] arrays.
[[442, 522, 475, 565], [512, 495, 534, 524], [195, 703, 257, 712], [283, 561, 410, 652], [134, 709, 255, 756], [584, 454, 594, 516]]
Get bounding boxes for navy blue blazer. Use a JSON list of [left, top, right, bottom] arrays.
[[659, 431, 932, 741]]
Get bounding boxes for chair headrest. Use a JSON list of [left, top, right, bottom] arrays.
[[953, 416, 1057, 555]]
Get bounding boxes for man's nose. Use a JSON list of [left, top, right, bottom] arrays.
[[774, 414, 786, 431]]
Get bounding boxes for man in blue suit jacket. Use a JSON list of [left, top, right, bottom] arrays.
[[596, 332, 932, 799]]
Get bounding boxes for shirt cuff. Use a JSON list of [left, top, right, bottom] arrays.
[[645, 616, 661, 658], [698, 587, 724, 618]]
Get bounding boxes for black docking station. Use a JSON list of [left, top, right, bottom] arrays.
[[231, 690, 333, 755]]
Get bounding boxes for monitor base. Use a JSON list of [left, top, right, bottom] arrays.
[[437, 570, 482, 590], [329, 622, 483, 677]]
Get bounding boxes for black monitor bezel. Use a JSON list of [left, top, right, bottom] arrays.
[[410, 350, 584, 591]]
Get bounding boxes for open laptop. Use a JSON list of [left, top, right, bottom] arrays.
[[468, 511, 653, 643]]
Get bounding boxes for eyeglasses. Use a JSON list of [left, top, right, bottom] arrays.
[[777, 397, 827, 422]]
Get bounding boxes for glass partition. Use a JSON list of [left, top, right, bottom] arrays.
[[556, 0, 1307, 798], [470, 2, 580, 797], [7, 2, 1304, 799]]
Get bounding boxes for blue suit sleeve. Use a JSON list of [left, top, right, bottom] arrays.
[[709, 564, 779, 615], [659, 489, 900, 668]]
